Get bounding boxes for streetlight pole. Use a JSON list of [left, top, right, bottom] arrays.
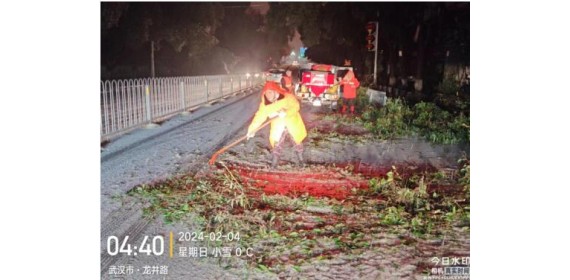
[[151, 40, 155, 78], [373, 22, 378, 86]]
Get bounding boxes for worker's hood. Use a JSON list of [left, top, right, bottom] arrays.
[[262, 81, 286, 105]]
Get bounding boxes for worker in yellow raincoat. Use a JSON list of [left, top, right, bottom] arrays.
[[247, 81, 307, 168]]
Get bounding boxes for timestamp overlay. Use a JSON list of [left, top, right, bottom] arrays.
[[103, 225, 256, 279]]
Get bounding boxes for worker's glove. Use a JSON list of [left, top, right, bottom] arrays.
[[268, 112, 278, 118], [278, 111, 286, 118], [246, 132, 255, 140]]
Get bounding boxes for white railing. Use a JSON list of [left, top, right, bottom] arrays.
[[101, 74, 263, 141]]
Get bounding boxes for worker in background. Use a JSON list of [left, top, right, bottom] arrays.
[[247, 81, 307, 168], [281, 69, 294, 94], [339, 70, 361, 114]]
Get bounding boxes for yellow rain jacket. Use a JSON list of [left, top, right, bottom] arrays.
[[248, 82, 307, 148]]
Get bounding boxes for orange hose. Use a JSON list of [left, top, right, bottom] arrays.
[[208, 117, 275, 165]]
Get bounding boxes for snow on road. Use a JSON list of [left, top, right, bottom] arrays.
[[101, 89, 260, 221]]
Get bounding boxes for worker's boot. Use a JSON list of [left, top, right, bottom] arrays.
[[350, 105, 355, 115], [271, 154, 279, 169], [271, 132, 286, 169], [341, 105, 347, 114], [294, 143, 305, 168], [296, 151, 305, 168]]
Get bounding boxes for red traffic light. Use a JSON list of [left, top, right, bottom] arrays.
[[366, 21, 378, 51], [366, 22, 376, 33]]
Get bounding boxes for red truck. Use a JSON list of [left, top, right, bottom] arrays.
[[296, 64, 353, 108]]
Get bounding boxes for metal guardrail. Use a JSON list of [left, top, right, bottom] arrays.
[[101, 74, 263, 142]]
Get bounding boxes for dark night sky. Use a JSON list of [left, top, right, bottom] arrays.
[[101, 1, 470, 88]]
